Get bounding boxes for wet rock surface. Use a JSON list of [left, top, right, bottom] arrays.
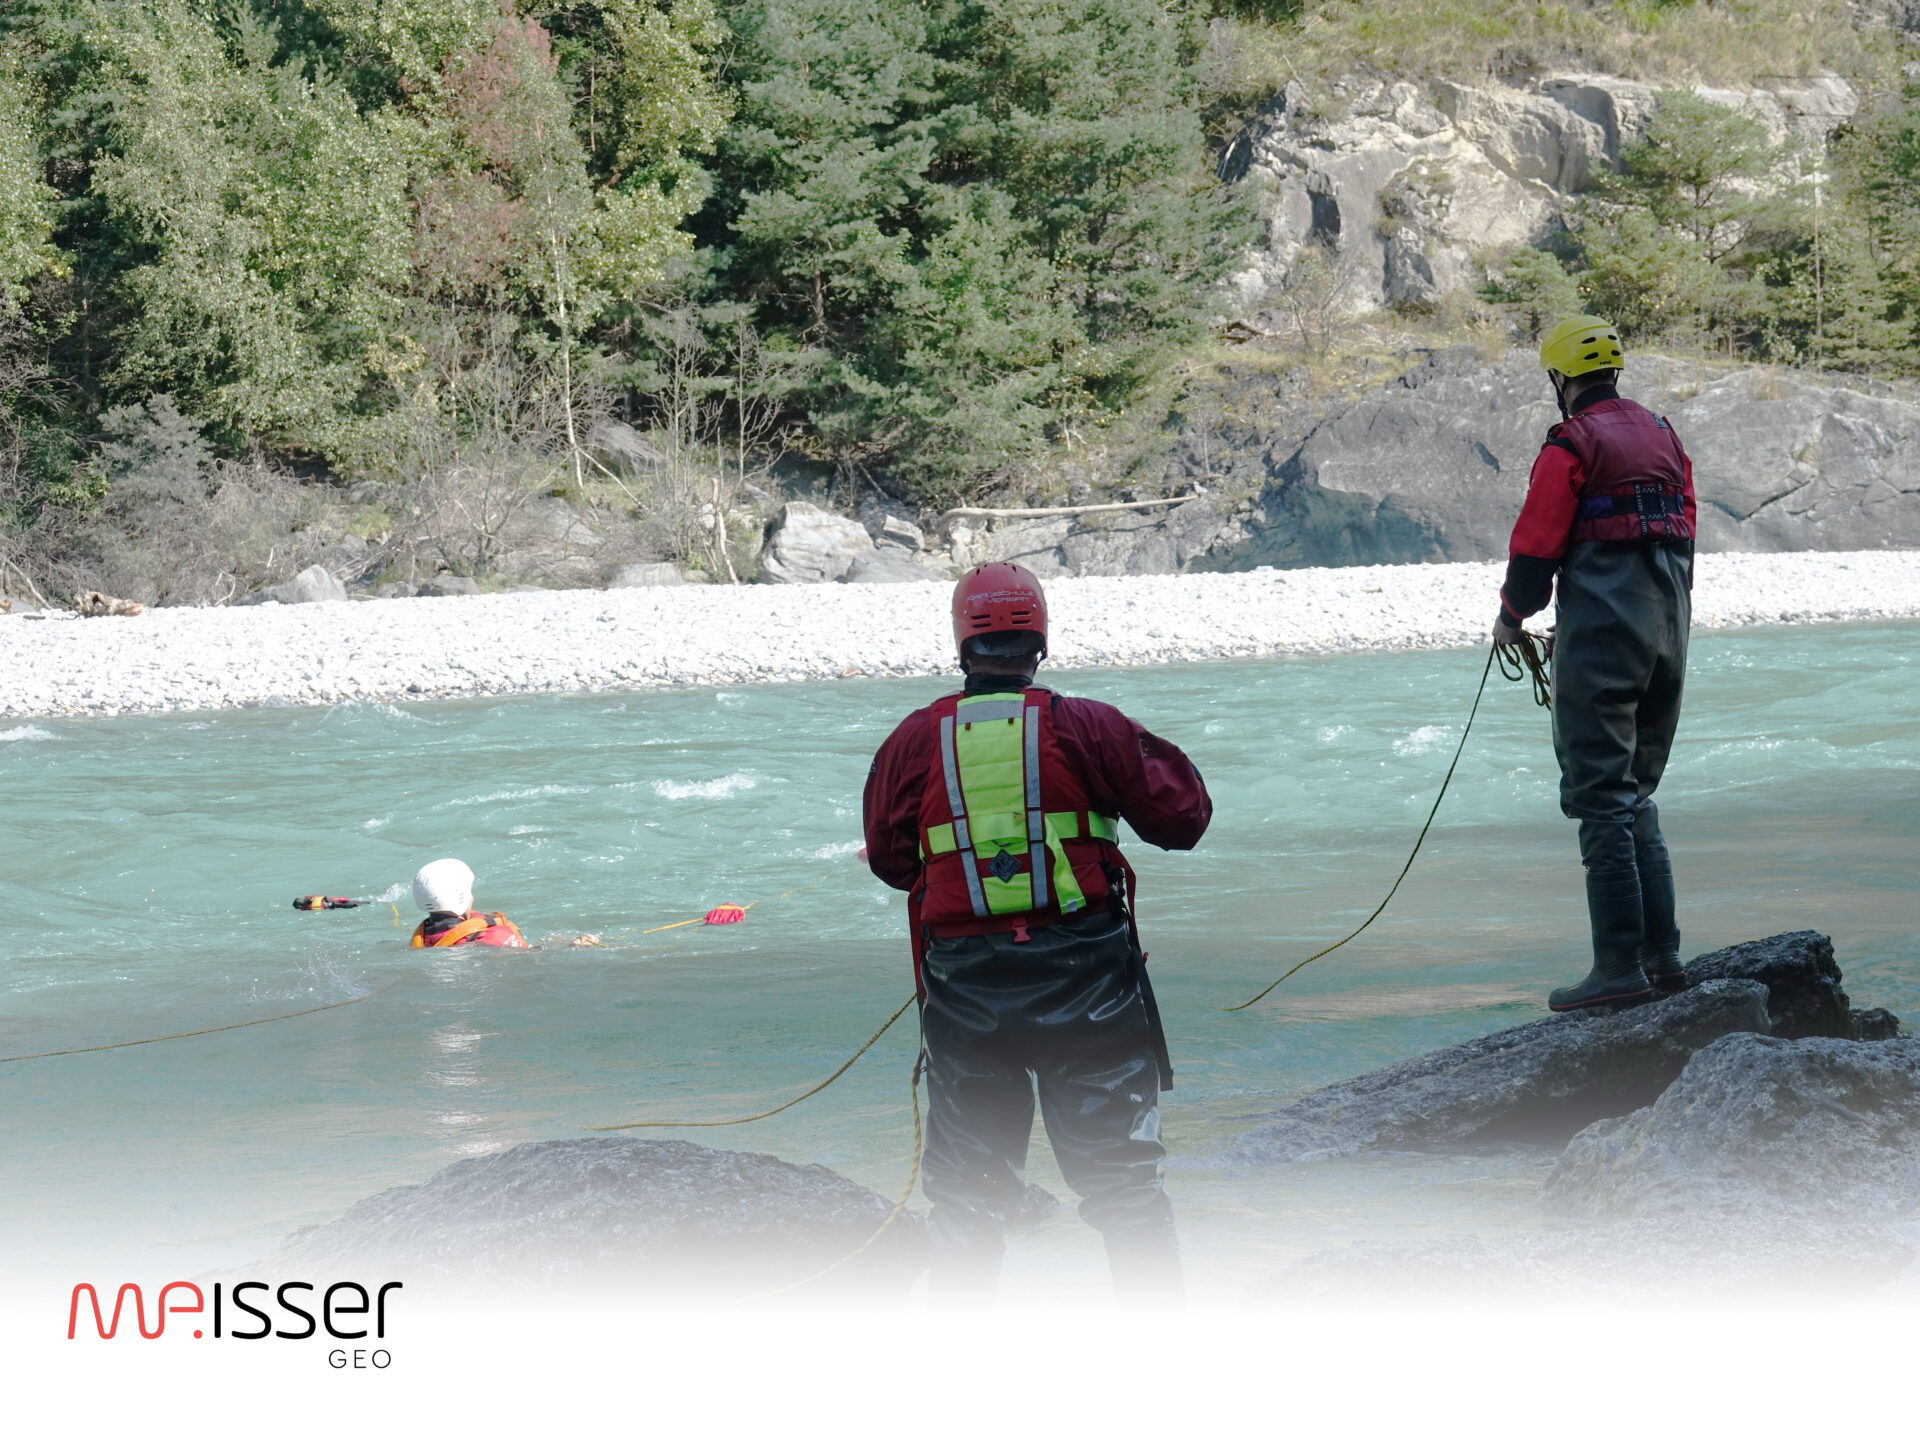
[[1235, 978, 1772, 1163], [248, 1137, 923, 1298], [1684, 930, 1853, 1038], [1545, 1034, 1920, 1222]]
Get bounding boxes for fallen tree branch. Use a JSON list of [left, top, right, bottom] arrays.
[[938, 496, 1199, 527]]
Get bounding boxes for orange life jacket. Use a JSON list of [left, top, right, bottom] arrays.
[[410, 911, 528, 949]]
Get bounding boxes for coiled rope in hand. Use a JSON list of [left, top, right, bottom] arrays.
[[1496, 628, 1553, 708], [1223, 644, 1501, 1011], [586, 994, 916, 1131]]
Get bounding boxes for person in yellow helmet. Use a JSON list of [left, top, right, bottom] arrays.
[[1493, 316, 1696, 1012]]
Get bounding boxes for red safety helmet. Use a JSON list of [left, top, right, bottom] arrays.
[[951, 562, 1048, 661]]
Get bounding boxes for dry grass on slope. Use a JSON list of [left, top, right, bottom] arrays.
[[1216, 0, 1899, 100]]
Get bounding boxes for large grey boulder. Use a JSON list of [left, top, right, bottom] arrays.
[[1234, 979, 1772, 1163], [1545, 1034, 1920, 1222], [252, 564, 347, 605], [1684, 930, 1854, 1039], [249, 1137, 923, 1298], [840, 548, 934, 584], [1204, 349, 1920, 569], [608, 561, 687, 588], [415, 575, 481, 597], [759, 501, 875, 584], [955, 498, 1226, 579]]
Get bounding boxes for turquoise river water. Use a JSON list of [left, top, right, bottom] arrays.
[[3, 623, 1917, 1303]]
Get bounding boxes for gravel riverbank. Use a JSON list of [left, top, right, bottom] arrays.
[[5, 551, 1919, 720]]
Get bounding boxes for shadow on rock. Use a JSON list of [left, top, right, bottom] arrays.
[[1546, 1034, 1920, 1222], [232, 1137, 924, 1304], [1233, 931, 1903, 1165], [1234, 979, 1770, 1162]]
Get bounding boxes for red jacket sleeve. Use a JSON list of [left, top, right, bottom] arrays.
[[1051, 697, 1212, 851], [1499, 443, 1585, 623], [863, 709, 933, 892]]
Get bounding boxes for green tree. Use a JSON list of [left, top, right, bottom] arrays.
[[1573, 89, 1794, 348], [90, 0, 414, 449], [1484, 246, 1582, 342], [0, 68, 62, 302], [929, 0, 1243, 400]]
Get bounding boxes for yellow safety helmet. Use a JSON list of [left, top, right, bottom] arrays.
[[1539, 314, 1625, 378]]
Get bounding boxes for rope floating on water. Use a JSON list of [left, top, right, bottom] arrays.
[[586, 995, 917, 1131], [1223, 644, 1501, 1011], [0, 978, 406, 1065]]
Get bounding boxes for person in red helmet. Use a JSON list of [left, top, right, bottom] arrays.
[[863, 561, 1212, 1305]]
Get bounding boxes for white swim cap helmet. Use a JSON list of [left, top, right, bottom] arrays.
[[413, 858, 475, 915]]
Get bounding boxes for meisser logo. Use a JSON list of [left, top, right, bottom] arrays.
[[69, 1281, 402, 1368]]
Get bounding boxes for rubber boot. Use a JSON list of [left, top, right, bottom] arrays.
[[1549, 867, 1654, 1012], [1103, 1214, 1184, 1308], [1634, 803, 1686, 997]]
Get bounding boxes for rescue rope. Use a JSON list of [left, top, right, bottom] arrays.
[[585, 994, 917, 1131], [0, 978, 406, 1065], [1496, 629, 1553, 708], [735, 1050, 926, 1304], [1223, 644, 1500, 1011]]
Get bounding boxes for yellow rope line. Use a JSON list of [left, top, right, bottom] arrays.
[[0, 978, 406, 1065], [629, 872, 830, 938], [586, 995, 916, 1131], [1223, 644, 1499, 1011], [1496, 629, 1553, 708], [735, 1051, 926, 1304]]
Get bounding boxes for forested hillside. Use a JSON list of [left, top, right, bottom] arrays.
[[2, 1, 1918, 603]]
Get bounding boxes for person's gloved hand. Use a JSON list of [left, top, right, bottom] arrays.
[[1492, 615, 1524, 647], [1543, 627, 1556, 661]]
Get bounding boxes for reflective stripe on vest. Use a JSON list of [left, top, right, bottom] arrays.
[[935, 693, 1094, 919]]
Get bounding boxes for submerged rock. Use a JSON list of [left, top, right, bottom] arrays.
[[250, 1137, 923, 1299], [1684, 930, 1853, 1039], [1235, 979, 1771, 1163], [1545, 1034, 1920, 1222]]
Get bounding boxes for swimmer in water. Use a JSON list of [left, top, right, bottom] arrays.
[[409, 858, 529, 949]]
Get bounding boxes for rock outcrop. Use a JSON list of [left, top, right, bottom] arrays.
[[759, 501, 876, 584], [1684, 930, 1854, 1039], [1545, 1033, 1920, 1221], [249, 564, 348, 605], [249, 1137, 923, 1298], [1234, 978, 1772, 1163], [1200, 350, 1920, 570], [933, 347, 1920, 579], [1224, 72, 1857, 316]]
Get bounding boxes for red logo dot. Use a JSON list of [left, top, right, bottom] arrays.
[[193, 1330, 203, 1338]]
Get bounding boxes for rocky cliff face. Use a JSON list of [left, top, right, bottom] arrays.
[[944, 347, 1920, 578], [1222, 72, 1857, 316]]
